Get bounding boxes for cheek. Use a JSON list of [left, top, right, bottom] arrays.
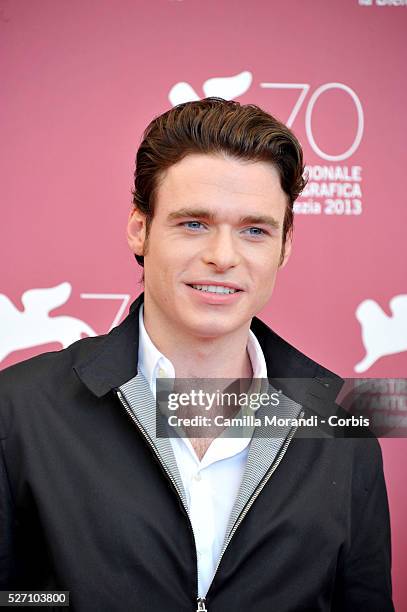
[[251, 249, 280, 280], [254, 274, 278, 313], [251, 259, 280, 301], [150, 247, 184, 289], [258, 275, 277, 299]]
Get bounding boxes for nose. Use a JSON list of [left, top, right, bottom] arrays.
[[201, 227, 241, 271]]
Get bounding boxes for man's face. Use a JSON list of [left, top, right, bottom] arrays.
[[127, 153, 291, 340]]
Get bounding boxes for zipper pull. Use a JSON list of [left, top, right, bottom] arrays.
[[196, 597, 207, 611]]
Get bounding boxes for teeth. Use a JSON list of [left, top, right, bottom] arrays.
[[191, 284, 238, 294]]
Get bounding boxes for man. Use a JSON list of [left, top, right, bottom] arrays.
[[0, 98, 393, 611]]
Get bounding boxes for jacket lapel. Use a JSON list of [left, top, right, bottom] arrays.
[[223, 383, 303, 547], [119, 371, 189, 511]]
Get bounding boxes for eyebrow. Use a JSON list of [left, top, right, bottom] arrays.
[[167, 207, 281, 230]]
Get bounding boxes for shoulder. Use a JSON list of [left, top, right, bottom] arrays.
[[251, 315, 342, 381], [0, 334, 108, 437], [0, 334, 107, 391]]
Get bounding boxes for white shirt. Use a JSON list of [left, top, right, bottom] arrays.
[[137, 304, 267, 597]]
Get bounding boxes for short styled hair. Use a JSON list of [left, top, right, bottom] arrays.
[[132, 97, 306, 266]]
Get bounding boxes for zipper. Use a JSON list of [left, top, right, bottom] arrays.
[[116, 388, 189, 511], [206, 409, 304, 596], [117, 387, 302, 611]]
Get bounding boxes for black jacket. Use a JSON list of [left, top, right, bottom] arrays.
[[0, 293, 393, 611]]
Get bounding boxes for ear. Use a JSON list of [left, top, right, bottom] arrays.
[[279, 233, 292, 269], [127, 207, 147, 256]]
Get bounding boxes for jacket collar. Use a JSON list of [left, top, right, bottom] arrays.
[[74, 292, 343, 406]]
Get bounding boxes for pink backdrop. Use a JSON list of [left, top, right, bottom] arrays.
[[1, 0, 406, 607]]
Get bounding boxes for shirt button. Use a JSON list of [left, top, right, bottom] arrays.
[[158, 368, 166, 378], [193, 473, 202, 482]]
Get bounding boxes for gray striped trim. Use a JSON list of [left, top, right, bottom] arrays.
[[119, 372, 189, 511], [223, 383, 302, 545]]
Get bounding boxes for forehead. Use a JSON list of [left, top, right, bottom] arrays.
[[154, 153, 287, 218]]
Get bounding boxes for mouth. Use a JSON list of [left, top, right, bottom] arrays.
[[187, 283, 243, 295]]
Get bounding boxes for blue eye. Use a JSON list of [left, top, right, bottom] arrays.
[[183, 221, 204, 230], [244, 227, 266, 236]]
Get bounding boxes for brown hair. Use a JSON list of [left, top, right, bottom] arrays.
[[132, 97, 306, 266]]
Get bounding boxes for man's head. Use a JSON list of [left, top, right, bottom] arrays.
[[131, 97, 306, 268], [127, 98, 306, 342]]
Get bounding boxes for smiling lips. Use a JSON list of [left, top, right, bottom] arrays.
[[190, 284, 239, 295], [187, 280, 244, 295]]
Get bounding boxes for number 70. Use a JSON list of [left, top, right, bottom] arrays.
[[260, 82, 364, 162]]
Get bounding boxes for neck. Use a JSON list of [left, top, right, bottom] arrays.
[[142, 297, 253, 379]]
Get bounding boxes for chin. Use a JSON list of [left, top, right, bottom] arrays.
[[186, 317, 243, 340]]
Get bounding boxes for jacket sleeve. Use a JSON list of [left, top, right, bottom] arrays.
[[333, 438, 394, 611]]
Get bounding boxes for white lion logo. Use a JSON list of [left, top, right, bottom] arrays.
[[0, 282, 96, 363], [169, 71, 253, 106], [354, 294, 407, 372]]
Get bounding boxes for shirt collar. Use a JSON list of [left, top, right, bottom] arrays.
[[138, 304, 175, 390]]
